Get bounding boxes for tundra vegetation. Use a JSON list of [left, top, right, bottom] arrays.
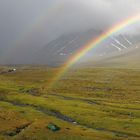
[[0, 65, 140, 140]]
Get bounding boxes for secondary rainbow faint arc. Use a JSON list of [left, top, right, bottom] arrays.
[[49, 13, 140, 87], [1, 1, 62, 59]]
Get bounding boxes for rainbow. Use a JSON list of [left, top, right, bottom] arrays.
[[49, 13, 140, 87]]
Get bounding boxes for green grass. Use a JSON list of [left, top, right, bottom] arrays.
[[0, 66, 140, 140]]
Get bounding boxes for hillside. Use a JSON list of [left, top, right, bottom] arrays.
[[79, 46, 140, 69]]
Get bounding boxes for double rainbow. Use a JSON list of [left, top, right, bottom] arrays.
[[49, 14, 140, 87]]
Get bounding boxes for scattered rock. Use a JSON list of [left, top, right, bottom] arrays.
[[84, 86, 112, 91], [5, 122, 31, 136], [0, 69, 16, 74], [20, 88, 41, 96]]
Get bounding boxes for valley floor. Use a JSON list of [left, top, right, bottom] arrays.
[[0, 66, 140, 140]]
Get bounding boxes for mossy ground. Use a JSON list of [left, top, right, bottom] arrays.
[[0, 66, 140, 140]]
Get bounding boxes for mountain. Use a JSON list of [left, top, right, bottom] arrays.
[[0, 29, 140, 66], [33, 29, 102, 65], [33, 30, 140, 66]]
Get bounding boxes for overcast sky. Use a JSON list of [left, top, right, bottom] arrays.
[[0, 0, 140, 60]]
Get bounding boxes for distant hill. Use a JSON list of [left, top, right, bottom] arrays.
[[79, 46, 140, 69]]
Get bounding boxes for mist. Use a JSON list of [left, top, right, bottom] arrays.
[[0, 0, 140, 64]]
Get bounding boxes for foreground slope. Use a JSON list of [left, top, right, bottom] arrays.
[[0, 66, 140, 140]]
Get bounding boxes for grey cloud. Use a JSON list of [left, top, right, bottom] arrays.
[[0, 0, 140, 64]]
